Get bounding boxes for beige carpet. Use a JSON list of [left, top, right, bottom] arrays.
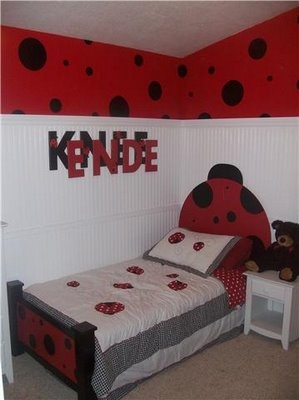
[[3, 332, 299, 400]]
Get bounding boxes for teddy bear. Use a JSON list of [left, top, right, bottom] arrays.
[[245, 220, 299, 282]]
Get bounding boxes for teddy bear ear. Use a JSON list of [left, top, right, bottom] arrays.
[[271, 220, 283, 230]]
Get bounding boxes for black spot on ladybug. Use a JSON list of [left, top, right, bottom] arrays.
[[63, 59, 69, 66], [240, 187, 263, 214], [208, 164, 243, 184], [162, 114, 170, 119], [248, 38, 267, 60], [148, 81, 162, 100], [260, 113, 271, 117], [222, 80, 244, 106], [208, 66, 215, 74], [213, 216, 220, 224], [109, 96, 130, 117], [29, 334, 36, 349], [188, 91, 194, 97], [227, 211, 236, 222], [12, 109, 25, 114], [192, 182, 213, 208], [177, 65, 188, 78], [267, 75, 273, 82], [18, 37, 47, 70], [44, 334, 55, 356], [296, 80, 299, 90], [84, 40, 93, 45]]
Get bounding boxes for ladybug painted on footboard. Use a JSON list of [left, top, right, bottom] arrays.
[[179, 164, 271, 257]]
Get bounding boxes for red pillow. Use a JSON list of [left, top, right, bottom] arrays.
[[218, 238, 252, 270]]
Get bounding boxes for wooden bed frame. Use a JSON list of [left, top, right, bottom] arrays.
[[6, 164, 271, 400], [7, 280, 97, 400]]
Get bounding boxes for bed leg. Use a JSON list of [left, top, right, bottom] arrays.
[[73, 321, 97, 400], [7, 280, 25, 356]]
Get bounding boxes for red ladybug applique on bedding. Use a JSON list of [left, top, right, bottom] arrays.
[[127, 266, 144, 275], [95, 302, 125, 314]]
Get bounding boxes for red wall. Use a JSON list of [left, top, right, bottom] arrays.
[[180, 7, 299, 119], [1, 7, 298, 119]]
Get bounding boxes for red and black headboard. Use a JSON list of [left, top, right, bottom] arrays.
[[179, 164, 271, 257]]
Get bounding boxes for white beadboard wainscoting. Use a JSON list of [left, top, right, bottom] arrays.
[[1, 115, 298, 286]]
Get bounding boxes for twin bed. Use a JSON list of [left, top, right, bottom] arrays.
[[7, 164, 271, 400]]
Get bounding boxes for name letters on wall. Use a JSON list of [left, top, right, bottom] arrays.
[[49, 130, 158, 178]]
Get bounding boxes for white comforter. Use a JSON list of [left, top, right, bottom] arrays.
[[25, 257, 227, 352]]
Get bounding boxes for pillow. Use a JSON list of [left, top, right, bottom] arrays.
[[217, 237, 252, 270], [143, 227, 242, 277]]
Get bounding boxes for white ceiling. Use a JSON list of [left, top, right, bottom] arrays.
[[1, 1, 298, 57]]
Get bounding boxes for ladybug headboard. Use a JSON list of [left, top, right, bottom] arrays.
[[179, 164, 271, 256]]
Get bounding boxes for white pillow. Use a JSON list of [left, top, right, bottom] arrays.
[[143, 227, 240, 277]]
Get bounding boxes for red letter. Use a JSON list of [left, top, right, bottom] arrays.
[[93, 139, 118, 175], [144, 140, 158, 172], [67, 140, 84, 178], [123, 140, 142, 173]]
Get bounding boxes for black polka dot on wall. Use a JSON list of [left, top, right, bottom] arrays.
[[134, 54, 144, 67], [109, 96, 130, 117], [248, 38, 267, 60], [222, 80, 244, 106], [18, 37, 47, 70], [177, 65, 188, 78], [49, 98, 62, 113], [148, 81, 162, 101]]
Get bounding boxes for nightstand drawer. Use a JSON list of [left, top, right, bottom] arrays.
[[251, 279, 285, 300]]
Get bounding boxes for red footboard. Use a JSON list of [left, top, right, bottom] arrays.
[[7, 280, 97, 400]]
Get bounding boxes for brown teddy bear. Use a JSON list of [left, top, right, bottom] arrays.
[[245, 220, 299, 282]]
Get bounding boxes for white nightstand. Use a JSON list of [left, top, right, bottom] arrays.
[[244, 270, 299, 350]]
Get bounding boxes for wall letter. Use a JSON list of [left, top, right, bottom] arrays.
[[93, 139, 118, 175], [122, 140, 142, 173], [144, 140, 158, 172], [67, 140, 85, 178]]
